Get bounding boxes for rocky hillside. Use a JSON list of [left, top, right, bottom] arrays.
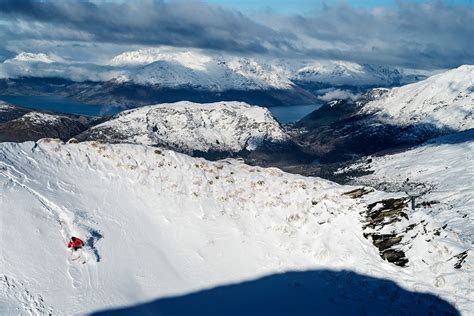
[[0, 102, 95, 142], [339, 130, 473, 275], [76, 101, 308, 163]]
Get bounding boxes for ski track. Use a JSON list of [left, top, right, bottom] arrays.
[[0, 160, 101, 289]]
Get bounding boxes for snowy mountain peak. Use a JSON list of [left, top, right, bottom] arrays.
[[362, 64, 474, 130], [8, 52, 58, 64], [79, 101, 290, 153], [109, 47, 212, 71], [292, 60, 404, 86], [226, 57, 293, 89]]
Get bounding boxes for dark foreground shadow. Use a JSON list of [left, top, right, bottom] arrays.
[[91, 270, 459, 316]]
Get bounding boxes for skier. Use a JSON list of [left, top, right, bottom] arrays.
[[68, 236, 85, 251]]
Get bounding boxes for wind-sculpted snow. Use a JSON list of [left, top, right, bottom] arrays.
[[79, 101, 290, 153], [0, 140, 471, 314], [362, 65, 474, 130]]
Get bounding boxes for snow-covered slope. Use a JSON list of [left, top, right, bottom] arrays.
[[78, 101, 290, 153], [0, 140, 472, 314], [362, 65, 474, 130], [294, 65, 474, 162]]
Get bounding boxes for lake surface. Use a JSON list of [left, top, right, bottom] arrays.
[[0, 95, 123, 117], [268, 103, 323, 123], [0, 95, 322, 123]]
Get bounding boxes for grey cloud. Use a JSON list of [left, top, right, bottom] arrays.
[[0, 0, 472, 69], [279, 1, 474, 68], [0, 0, 294, 54], [0, 57, 126, 81]]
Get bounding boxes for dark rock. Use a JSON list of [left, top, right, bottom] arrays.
[[343, 187, 374, 199], [362, 197, 410, 267], [453, 250, 468, 269]]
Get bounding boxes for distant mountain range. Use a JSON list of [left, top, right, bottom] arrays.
[[0, 48, 438, 108], [1, 65, 471, 168]]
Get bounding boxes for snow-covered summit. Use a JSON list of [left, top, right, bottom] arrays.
[[7, 52, 58, 64], [110, 47, 212, 71], [362, 65, 474, 130], [226, 57, 293, 89], [79, 101, 290, 153], [292, 60, 405, 86], [16, 112, 62, 124]]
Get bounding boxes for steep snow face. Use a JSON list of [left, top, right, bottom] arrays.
[[362, 65, 474, 130], [292, 61, 404, 86], [0, 140, 471, 314], [80, 101, 290, 153]]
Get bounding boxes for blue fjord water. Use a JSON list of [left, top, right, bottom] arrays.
[[0, 95, 321, 123], [0, 95, 123, 117]]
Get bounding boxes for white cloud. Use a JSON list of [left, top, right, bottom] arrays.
[[318, 89, 360, 102]]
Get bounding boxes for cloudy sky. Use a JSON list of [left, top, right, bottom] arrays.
[[0, 0, 472, 69]]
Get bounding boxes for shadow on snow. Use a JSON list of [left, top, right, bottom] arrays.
[[91, 269, 459, 316]]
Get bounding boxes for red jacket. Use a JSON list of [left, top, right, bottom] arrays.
[[68, 237, 85, 249]]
